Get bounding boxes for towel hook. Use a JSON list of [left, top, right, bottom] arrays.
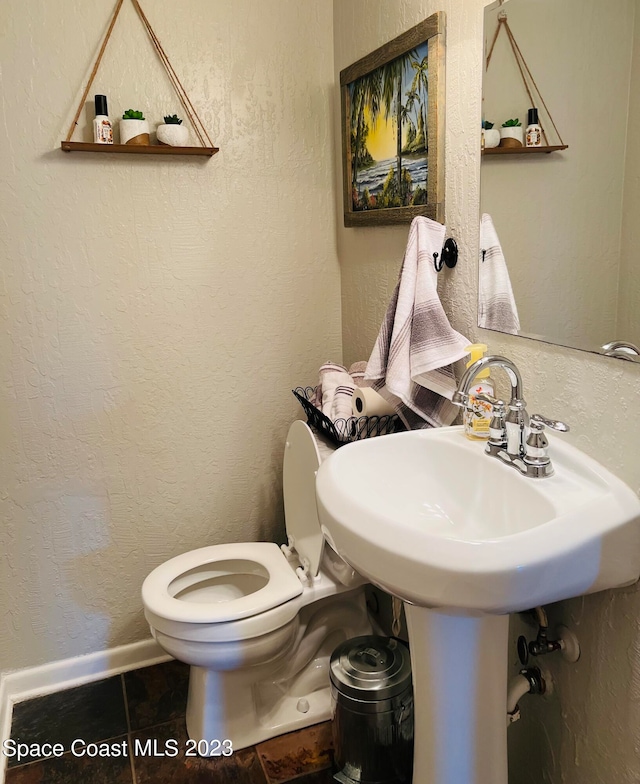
[[434, 237, 458, 272]]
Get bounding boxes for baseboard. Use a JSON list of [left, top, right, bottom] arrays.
[[0, 676, 11, 784], [0, 638, 171, 784]]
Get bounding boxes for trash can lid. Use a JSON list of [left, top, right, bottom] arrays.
[[330, 635, 411, 701]]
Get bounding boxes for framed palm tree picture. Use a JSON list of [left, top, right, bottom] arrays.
[[340, 13, 445, 227]]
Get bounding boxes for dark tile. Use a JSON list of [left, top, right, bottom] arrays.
[[5, 736, 133, 783], [123, 660, 189, 731], [256, 723, 334, 784], [131, 718, 267, 784], [9, 677, 127, 767], [286, 770, 336, 784]]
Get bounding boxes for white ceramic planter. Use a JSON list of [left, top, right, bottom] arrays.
[[156, 124, 190, 147], [120, 119, 150, 145], [484, 128, 500, 148], [499, 126, 524, 147]]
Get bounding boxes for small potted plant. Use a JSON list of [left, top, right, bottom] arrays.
[[483, 121, 500, 149], [120, 109, 150, 145], [499, 118, 524, 147], [156, 114, 189, 147]]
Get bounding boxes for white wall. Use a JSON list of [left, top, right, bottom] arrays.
[[0, 0, 341, 672], [618, 0, 640, 343], [335, 1, 640, 783]]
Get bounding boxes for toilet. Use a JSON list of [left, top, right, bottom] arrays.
[[142, 420, 372, 751]]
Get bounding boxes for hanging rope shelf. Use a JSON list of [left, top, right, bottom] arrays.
[[61, 0, 218, 158], [483, 8, 567, 157]]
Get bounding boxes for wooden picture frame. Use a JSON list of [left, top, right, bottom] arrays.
[[340, 13, 445, 227]]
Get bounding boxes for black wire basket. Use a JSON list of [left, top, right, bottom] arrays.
[[292, 387, 403, 447]]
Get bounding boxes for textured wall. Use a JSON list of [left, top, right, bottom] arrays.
[[0, 0, 341, 672], [335, 1, 640, 783]]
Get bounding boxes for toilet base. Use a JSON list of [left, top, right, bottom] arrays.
[[185, 590, 371, 752], [186, 665, 334, 750]]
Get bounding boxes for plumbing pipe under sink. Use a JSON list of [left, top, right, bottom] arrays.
[[507, 673, 533, 721], [507, 667, 548, 724]]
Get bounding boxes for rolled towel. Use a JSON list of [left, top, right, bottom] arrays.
[[331, 384, 356, 421], [318, 362, 356, 421], [313, 360, 376, 423], [348, 361, 369, 388]]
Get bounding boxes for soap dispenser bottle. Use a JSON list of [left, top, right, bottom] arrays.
[[463, 343, 494, 441]]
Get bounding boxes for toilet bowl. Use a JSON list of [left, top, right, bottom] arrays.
[[142, 420, 372, 751]]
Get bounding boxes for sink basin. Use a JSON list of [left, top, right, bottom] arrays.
[[316, 426, 640, 614], [316, 424, 640, 784]]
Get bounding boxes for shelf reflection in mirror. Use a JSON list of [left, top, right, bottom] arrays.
[[479, 0, 640, 362]]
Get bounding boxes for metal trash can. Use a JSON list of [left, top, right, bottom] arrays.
[[330, 635, 413, 784]]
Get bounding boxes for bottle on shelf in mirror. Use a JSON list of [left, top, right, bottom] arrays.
[[525, 108, 542, 147], [92, 94, 113, 144]]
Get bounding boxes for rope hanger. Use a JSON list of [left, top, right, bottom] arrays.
[[485, 8, 565, 148], [65, 0, 214, 148]]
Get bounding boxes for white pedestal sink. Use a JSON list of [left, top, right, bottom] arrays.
[[316, 426, 640, 784]]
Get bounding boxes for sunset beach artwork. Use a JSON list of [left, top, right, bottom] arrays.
[[340, 14, 445, 226], [349, 41, 429, 213]]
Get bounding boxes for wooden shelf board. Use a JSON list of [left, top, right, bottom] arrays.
[[482, 144, 568, 156], [61, 141, 218, 157]]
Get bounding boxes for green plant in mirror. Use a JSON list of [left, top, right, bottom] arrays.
[[483, 121, 495, 129], [163, 114, 183, 125], [501, 118, 521, 127]]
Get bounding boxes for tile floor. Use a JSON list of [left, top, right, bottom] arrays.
[[5, 660, 335, 783]]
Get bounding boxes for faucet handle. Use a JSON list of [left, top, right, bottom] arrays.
[[529, 414, 570, 433], [476, 393, 507, 448], [525, 414, 569, 477]]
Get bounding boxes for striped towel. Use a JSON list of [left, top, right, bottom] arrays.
[[348, 360, 368, 388], [478, 214, 520, 335], [364, 216, 470, 429], [315, 361, 367, 422]]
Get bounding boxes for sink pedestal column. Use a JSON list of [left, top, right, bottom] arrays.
[[404, 605, 510, 784]]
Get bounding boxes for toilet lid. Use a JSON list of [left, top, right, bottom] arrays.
[[283, 420, 326, 577]]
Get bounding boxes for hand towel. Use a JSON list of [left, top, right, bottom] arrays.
[[364, 216, 470, 429], [478, 213, 521, 335]]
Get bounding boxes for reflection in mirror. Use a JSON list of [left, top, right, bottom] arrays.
[[479, 0, 640, 362]]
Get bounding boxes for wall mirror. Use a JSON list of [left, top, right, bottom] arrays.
[[479, 0, 640, 363]]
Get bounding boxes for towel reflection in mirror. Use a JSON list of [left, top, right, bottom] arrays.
[[478, 214, 521, 335]]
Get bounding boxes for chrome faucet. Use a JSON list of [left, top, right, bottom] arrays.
[[452, 355, 569, 478], [602, 340, 640, 362]]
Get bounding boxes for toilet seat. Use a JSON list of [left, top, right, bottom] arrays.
[[142, 542, 303, 625]]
